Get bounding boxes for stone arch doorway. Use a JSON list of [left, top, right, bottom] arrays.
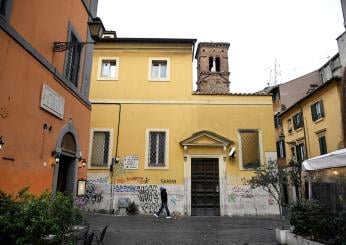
[[52, 121, 81, 194]]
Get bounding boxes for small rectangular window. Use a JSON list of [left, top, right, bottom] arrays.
[[296, 143, 305, 162], [276, 140, 286, 158], [293, 112, 303, 130], [288, 119, 293, 133], [65, 32, 82, 86], [98, 57, 119, 80], [148, 58, 170, 81], [239, 129, 261, 169], [274, 113, 281, 128], [151, 60, 167, 79], [148, 131, 166, 166], [311, 101, 324, 121], [318, 135, 327, 155], [0, 0, 6, 15], [91, 131, 110, 167]]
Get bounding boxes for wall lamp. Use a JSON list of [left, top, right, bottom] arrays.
[[53, 17, 105, 52], [52, 151, 61, 164], [78, 157, 87, 168], [0, 136, 4, 150]]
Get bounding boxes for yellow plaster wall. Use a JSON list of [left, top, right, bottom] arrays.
[[90, 103, 275, 185], [281, 80, 343, 161]]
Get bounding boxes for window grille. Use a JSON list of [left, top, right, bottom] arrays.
[[239, 130, 260, 169], [148, 131, 166, 166], [91, 131, 110, 167], [65, 33, 81, 86]]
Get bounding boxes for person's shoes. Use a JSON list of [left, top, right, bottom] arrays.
[[165, 216, 172, 219], [153, 213, 159, 218]]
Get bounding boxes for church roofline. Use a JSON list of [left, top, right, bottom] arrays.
[[195, 42, 230, 59]]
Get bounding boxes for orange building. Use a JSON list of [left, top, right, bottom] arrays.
[[0, 0, 103, 195]]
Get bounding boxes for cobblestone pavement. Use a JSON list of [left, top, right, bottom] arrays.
[[87, 213, 288, 245]]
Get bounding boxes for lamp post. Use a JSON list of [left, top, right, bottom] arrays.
[[53, 17, 105, 52]]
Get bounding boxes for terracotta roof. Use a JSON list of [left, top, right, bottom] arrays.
[[192, 92, 270, 96]]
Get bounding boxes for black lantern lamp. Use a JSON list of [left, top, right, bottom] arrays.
[[87, 17, 105, 41], [0, 136, 4, 150], [53, 17, 105, 52]]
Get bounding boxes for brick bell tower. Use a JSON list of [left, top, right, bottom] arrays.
[[195, 42, 231, 93]]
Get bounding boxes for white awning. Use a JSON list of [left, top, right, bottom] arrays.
[[302, 148, 346, 171]]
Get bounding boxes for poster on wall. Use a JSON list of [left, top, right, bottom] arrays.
[[123, 155, 139, 169]]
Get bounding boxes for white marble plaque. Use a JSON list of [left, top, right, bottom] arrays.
[[40, 84, 65, 119], [123, 155, 139, 169]]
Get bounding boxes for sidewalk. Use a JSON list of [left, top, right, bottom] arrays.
[[87, 213, 287, 245]]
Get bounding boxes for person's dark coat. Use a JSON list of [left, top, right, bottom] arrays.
[[160, 188, 168, 203]]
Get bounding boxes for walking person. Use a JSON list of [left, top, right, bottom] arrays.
[[154, 187, 171, 219]]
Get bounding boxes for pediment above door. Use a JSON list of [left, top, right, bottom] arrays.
[[180, 130, 233, 149]]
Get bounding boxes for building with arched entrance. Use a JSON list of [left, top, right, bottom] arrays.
[[0, 0, 101, 195]]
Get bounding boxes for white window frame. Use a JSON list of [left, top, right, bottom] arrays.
[[97, 57, 119, 80], [88, 128, 113, 169], [237, 129, 264, 170], [148, 57, 170, 81], [144, 128, 169, 169]]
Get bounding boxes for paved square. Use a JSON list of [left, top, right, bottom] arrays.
[[87, 214, 287, 245]]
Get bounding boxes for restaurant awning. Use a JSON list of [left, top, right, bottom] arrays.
[[302, 148, 346, 171]]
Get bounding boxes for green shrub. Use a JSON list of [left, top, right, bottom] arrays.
[[289, 200, 334, 244], [0, 188, 86, 244]]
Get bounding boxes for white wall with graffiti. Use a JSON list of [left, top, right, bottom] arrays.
[[80, 172, 184, 215], [81, 172, 279, 216]]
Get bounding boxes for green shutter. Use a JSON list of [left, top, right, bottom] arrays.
[[311, 104, 316, 121], [320, 101, 325, 117]]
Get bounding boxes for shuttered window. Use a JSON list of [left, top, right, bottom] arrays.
[[65, 33, 82, 86], [318, 135, 327, 155], [276, 140, 286, 158], [293, 112, 303, 130], [311, 101, 324, 122]]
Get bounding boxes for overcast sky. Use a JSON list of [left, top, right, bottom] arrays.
[[97, 0, 344, 93]]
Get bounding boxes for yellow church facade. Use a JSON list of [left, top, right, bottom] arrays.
[[86, 37, 278, 216]]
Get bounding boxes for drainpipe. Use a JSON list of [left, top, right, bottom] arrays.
[[109, 103, 122, 214], [297, 103, 309, 200]]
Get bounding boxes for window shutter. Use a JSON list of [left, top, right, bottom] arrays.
[[320, 101, 325, 117], [311, 104, 316, 121], [276, 141, 280, 158], [299, 112, 303, 127]]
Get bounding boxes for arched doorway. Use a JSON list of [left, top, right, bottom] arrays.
[[52, 121, 81, 195], [56, 133, 77, 193]]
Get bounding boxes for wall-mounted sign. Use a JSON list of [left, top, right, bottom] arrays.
[[123, 155, 139, 169], [40, 84, 65, 119]]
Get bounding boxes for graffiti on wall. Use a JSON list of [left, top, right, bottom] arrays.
[[137, 185, 161, 214], [231, 186, 254, 199], [86, 180, 104, 204], [161, 179, 176, 184], [114, 184, 161, 214], [127, 177, 150, 184]]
